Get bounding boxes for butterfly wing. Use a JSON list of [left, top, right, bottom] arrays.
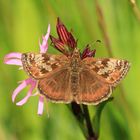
[[74, 58, 130, 105], [38, 68, 73, 103], [82, 58, 130, 87], [21, 53, 68, 79], [74, 68, 112, 105]]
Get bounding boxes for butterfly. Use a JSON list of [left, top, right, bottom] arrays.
[[21, 48, 130, 105]]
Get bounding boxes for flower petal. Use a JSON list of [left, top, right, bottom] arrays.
[[40, 24, 50, 53], [12, 80, 28, 102], [81, 46, 90, 59], [57, 18, 69, 44], [81, 45, 96, 59], [12, 78, 36, 102], [16, 93, 31, 106], [44, 24, 51, 41], [4, 52, 22, 59], [87, 49, 96, 57], [16, 80, 37, 106], [37, 96, 44, 115], [56, 18, 76, 49], [4, 59, 22, 66], [67, 33, 77, 48], [50, 35, 68, 55]]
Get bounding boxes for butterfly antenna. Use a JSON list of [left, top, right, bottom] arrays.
[[88, 40, 102, 48]]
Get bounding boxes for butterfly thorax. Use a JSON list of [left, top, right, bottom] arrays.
[[70, 48, 81, 96]]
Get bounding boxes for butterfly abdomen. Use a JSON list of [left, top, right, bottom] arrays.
[[70, 55, 81, 97], [70, 72, 79, 96]]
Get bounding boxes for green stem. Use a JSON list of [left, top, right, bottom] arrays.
[[70, 103, 87, 138], [69, 103, 98, 140], [82, 105, 97, 140]]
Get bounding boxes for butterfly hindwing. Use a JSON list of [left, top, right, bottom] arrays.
[[38, 68, 73, 103], [74, 68, 112, 105]]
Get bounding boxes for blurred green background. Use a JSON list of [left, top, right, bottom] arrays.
[[0, 0, 140, 140]]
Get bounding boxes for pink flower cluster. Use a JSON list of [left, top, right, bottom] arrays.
[[4, 25, 50, 115]]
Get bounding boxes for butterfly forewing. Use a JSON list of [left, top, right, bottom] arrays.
[[21, 53, 68, 79], [83, 58, 130, 87]]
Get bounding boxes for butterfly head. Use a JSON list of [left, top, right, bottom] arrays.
[[72, 48, 81, 59]]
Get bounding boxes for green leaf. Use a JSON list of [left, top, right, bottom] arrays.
[[92, 97, 113, 137]]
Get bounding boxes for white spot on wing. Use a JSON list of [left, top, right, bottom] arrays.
[[95, 61, 102, 65], [97, 60, 117, 75]]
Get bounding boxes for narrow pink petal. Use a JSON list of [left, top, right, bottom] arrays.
[[5, 52, 22, 59], [23, 78, 36, 86], [16, 93, 31, 106], [12, 80, 28, 102], [12, 78, 36, 102], [37, 96, 44, 115], [4, 59, 22, 66], [40, 24, 50, 53], [16, 80, 37, 106], [44, 24, 50, 42]]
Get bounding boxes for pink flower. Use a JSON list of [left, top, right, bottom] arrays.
[[4, 24, 50, 115], [81, 44, 96, 59], [50, 18, 77, 56], [50, 18, 96, 59]]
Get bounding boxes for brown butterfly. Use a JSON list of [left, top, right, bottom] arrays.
[[21, 48, 130, 105]]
